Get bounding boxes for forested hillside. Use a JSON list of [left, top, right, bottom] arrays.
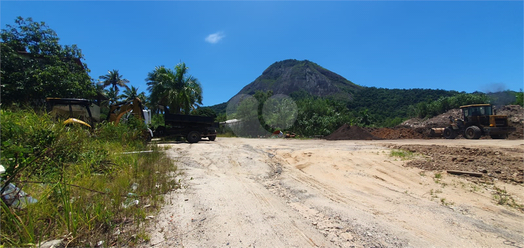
[[208, 59, 521, 136]]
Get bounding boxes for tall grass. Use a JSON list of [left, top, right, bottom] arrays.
[[1, 109, 179, 247]]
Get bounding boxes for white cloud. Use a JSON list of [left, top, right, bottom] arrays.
[[205, 31, 225, 44]]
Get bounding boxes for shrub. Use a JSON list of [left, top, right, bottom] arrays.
[[1, 109, 178, 247]]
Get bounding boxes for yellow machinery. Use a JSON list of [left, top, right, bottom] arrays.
[[441, 104, 515, 139], [46, 98, 100, 128], [107, 98, 153, 139]]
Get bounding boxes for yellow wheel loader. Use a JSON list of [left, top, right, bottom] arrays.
[[46, 98, 100, 128], [438, 104, 515, 139]]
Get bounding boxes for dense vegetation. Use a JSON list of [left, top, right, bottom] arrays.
[[215, 87, 520, 137], [1, 17, 96, 107], [146, 63, 203, 114], [0, 17, 188, 246], [1, 110, 179, 247]]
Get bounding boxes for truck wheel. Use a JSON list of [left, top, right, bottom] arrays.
[[443, 127, 457, 139], [187, 131, 201, 143], [156, 126, 166, 137], [208, 136, 216, 141], [465, 126, 481, 139]]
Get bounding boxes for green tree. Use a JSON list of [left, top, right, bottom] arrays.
[[514, 90, 524, 107], [1, 17, 96, 107], [120, 85, 141, 102], [103, 87, 121, 105], [99, 69, 130, 96], [137, 92, 147, 105], [292, 97, 351, 136], [146, 63, 203, 114], [192, 107, 217, 118]]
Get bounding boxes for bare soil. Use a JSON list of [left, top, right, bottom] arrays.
[[386, 144, 524, 184], [144, 138, 524, 248]]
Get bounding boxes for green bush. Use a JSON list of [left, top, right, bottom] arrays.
[[1, 109, 178, 247]]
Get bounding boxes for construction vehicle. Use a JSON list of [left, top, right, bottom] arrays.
[[46, 98, 100, 128], [47, 97, 152, 140], [107, 97, 153, 140], [154, 106, 217, 143], [438, 104, 515, 139]]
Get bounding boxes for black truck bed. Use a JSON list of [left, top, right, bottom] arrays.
[[164, 114, 215, 125]]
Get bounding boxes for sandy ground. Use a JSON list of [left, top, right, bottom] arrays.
[[144, 138, 524, 248]]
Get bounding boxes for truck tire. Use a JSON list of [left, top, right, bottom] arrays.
[[187, 131, 201, 143], [443, 127, 457, 139], [465, 126, 481, 139], [208, 136, 216, 141], [155, 126, 166, 137]]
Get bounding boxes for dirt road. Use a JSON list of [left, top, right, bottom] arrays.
[[146, 138, 524, 248]]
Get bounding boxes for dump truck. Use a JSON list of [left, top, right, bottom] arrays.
[[154, 106, 217, 143], [437, 104, 515, 139]]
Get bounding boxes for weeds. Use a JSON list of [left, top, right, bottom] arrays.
[[389, 149, 415, 160], [433, 172, 444, 185], [493, 186, 524, 211], [440, 198, 454, 206], [1, 109, 180, 247]]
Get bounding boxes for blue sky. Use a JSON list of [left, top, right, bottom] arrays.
[[2, 1, 523, 106]]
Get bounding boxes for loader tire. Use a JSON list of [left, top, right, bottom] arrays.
[[443, 127, 457, 139], [465, 126, 481, 139]]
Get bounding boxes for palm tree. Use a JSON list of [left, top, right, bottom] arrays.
[[137, 92, 147, 106], [103, 87, 121, 105], [120, 86, 140, 102], [99, 69, 130, 96], [146, 63, 203, 114]]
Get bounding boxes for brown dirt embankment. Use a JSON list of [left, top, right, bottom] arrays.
[[325, 124, 380, 140]]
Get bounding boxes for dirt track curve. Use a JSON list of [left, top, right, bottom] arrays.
[[145, 138, 524, 248]]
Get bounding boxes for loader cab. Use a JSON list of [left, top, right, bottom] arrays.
[[460, 104, 492, 127], [46, 98, 100, 128]]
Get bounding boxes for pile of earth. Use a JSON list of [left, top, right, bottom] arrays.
[[399, 109, 462, 129], [325, 124, 380, 140], [326, 125, 428, 140], [386, 144, 524, 185], [496, 105, 524, 139], [366, 127, 428, 139], [399, 105, 523, 140]]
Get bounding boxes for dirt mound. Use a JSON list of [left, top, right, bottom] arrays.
[[325, 124, 380, 140], [400, 109, 462, 129], [387, 144, 524, 184], [366, 127, 427, 139], [496, 105, 524, 139]]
